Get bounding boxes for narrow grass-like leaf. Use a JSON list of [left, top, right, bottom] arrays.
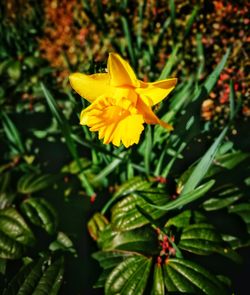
[[93, 152, 126, 183], [145, 180, 215, 211], [41, 83, 94, 197], [121, 16, 136, 68], [144, 126, 152, 175], [181, 127, 228, 195], [1, 112, 25, 155], [158, 44, 180, 80], [184, 6, 199, 38]]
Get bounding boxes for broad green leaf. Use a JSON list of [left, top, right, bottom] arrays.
[[98, 226, 158, 254], [146, 180, 215, 211], [164, 210, 191, 228], [87, 212, 109, 241], [49, 232, 76, 256], [3, 256, 64, 295], [164, 258, 227, 294], [93, 250, 135, 270], [228, 203, 250, 234], [179, 223, 222, 255], [165, 210, 207, 228], [151, 264, 165, 295], [21, 198, 58, 235], [93, 251, 140, 288], [105, 255, 152, 295], [32, 256, 64, 295], [111, 189, 168, 231], [178, 223, 241, 263], [101, 176, 152, 214], [0, 208, 35, 259], [17, 173, 59, 194]]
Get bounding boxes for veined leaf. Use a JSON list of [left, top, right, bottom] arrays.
[[164, 210, 207, 228], [105, 255, 152, 295], [87, 212, 109, 241], [151, 264, 165, 295], [164, 258, 227, 294], [3, 256, 64, 295], [101, 176, 152, 214], [98, 225, 158, 254], [21, 198, 58, 235], [0, 208, 35, 259], [17, 173, 59, 194], [111, 189, 168, 231]]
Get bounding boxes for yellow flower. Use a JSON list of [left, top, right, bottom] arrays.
[[69, 53, 177, 148]]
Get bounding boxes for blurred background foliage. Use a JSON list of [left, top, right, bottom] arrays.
[[0, 0, 249, 294]]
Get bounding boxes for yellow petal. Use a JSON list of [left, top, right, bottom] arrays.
[[79, 96, 144, 148], [112, 114, 144, 147], [108, 53, 140, 88], [136, 78, 177, 106], [137, 97, 173, 131], [69, 72, 113, 102]]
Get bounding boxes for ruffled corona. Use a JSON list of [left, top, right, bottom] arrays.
[[69, 53, 177, 148]]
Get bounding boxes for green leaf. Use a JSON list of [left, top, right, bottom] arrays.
[[92, 250, 138, 288], [111, 189, 168, 231], [146, 180, 215, 211], [178, 223, 242, 263], [87, 212, 109, 241], [49, 232, 77, 256], [201, 48, 231, 100], [179, 223, 222, 255], [151, 264, 165, 295], [7, 60, 21, 80], [205, 151, 249, 179], [101, 176, 152, 214], [164, 210, 192, 228], [0, 208, 35, 259], [184, 6, 199, 38], [228, 203, 250, 234], [17, 173, 59, 194], [33, 256, 64, 295], [21, 198, 58, 235], [41, 83, 94, 197], [164, 258, 227, 294], [98, 226, 158, 254], [144, 125, 152, 175], [105, 255, 152, 295], [203, 185, 243, 211], [181, 127, 228, 195], [158, 44, 180, 80], [0, 172, 15, 209], [92, 151, 126, 183], [3, 256, 64, 295], [1, 112, 25, 155]]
